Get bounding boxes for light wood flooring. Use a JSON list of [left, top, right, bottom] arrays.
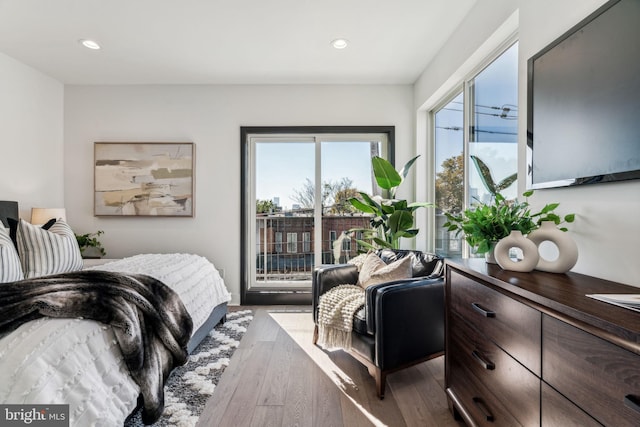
[[197, 306, 464, 427]]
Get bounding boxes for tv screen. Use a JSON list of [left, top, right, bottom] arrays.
[[527, 0, 640, 189]]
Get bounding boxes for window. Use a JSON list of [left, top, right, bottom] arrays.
[[241, 126, 394, 304], [287, 232, 297, 253], [342, 236, 351, 252], [275, 232, 283, 253], [432, 42, 518, 258], [434, 93, 464, 256], [302, 232, 311, 253]]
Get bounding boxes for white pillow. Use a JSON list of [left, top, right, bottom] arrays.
[[357, 251, 412, 288], [16, 219, 83, 278], [0, 226, 23, 282]]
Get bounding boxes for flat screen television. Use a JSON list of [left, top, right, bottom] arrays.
[[527, 0, 640, 189]]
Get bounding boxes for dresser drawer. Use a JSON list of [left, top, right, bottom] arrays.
[[450, 312, 540, 426], [448, 269, 542, 375], [541, 382, 602, 427], [448, 353, 522, 427], [543, 315, 640, 427]]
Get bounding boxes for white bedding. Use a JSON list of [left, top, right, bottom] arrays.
[[0, 253, 231, 427]]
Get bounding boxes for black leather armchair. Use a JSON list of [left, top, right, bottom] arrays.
[[312, 249, 445, 398]]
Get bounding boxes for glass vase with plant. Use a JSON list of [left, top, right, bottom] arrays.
[[442, 190, 574, 255]]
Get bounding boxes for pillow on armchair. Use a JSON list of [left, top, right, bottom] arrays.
[[376, 248, 444, 278], [357, 251, 412, 288]]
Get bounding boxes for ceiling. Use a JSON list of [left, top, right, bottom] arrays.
[[0, 0, 476, 85]]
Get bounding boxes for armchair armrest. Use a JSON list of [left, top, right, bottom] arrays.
[[370, 278, 445, 370], [312, 264, 359, 322]]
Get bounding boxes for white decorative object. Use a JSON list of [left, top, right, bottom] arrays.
[[494, 230, 540, 272], [527, 221, 578, 273]]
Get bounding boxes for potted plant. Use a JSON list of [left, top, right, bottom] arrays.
[[347, 155, 433, 250], [442, 190, 574, 259], [75, 230, 106, 259]]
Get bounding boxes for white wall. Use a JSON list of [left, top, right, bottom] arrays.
[[64, 84, 414, 304], [0, 52, 64, 219], [414, 0, 640, 288]]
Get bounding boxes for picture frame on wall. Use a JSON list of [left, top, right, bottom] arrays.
[[94, 142, 195, 217]]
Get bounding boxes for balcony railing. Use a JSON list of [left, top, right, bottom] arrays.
[[255, 212, 369, 283]]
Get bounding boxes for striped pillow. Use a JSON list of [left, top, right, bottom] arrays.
[[0, 227, 23, 282], [16, 219, 83, 278]]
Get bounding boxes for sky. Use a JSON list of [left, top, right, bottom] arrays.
[[256, 141, 376, 210], [434, 42, 519, 202]]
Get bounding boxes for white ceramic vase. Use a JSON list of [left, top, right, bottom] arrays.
[[494, 230, 540, 272], [527, 221, 578, 273], [485, 246, 497, 264]]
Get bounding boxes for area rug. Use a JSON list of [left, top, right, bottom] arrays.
[[125, 309, 253, 427]]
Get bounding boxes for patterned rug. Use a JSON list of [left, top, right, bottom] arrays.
[[125, 309, 253, 427]]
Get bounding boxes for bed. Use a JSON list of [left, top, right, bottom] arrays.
[[0, 211, 231, 426]]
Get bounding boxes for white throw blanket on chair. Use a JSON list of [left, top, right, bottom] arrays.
[[317, 284, 365, 350]]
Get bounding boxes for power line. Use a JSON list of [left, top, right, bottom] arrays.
[[440, 107, 518, 120], [435, 126, 518, 136]]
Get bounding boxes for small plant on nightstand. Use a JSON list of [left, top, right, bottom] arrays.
[[75, 230, 106, 259]]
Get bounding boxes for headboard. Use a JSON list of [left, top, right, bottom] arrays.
[[0, 201, 19, 228]]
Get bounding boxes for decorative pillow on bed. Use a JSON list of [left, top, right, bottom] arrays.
[[16, 219, 83, 278], [357, 251, 412, 288], [0, 227, 23, 282]]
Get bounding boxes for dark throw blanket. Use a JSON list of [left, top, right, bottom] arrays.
[[0, 270, 193, 425]]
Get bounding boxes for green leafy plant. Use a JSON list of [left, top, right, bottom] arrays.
[[348, 155, 433, 250], [443, 190, 575, 254], [75, 230, 106, 257]]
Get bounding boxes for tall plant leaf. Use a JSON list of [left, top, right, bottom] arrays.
[[372, 156, 401, 190], [470, 155, 497, 195], [496, 173, 518, 192], [399, 155, 420, 180], [349, 197, 376, 214], [388, 211, 414, 235]]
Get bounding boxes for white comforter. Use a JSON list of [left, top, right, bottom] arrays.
[[0, 253, 231, 427]]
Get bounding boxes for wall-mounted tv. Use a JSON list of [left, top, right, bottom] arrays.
[[527, 0, 640, 189]]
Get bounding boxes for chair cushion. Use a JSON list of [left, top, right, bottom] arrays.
[[357, 252, 411, 288]]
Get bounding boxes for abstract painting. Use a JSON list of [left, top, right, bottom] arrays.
[[94, 142, 194, 216]]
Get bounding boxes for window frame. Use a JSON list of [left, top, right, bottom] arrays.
[[428, 38, 519, 258]]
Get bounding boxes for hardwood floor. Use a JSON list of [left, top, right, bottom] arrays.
[[197, 306, 464, 427]]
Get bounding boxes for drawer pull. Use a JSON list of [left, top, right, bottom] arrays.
[[471, 349, 495, 370], [471, 302, 496, 318], [472, 397, 495, 422], [624, 395, 640, 414]]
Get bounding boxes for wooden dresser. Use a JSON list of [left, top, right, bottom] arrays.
[[445, 259, 640, 427]]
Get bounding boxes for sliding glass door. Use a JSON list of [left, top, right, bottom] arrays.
[[242, 127, 393, 304]]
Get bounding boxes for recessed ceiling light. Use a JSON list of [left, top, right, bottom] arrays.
[[79, 39, 101, 50], [331, 38, 349, 49]]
